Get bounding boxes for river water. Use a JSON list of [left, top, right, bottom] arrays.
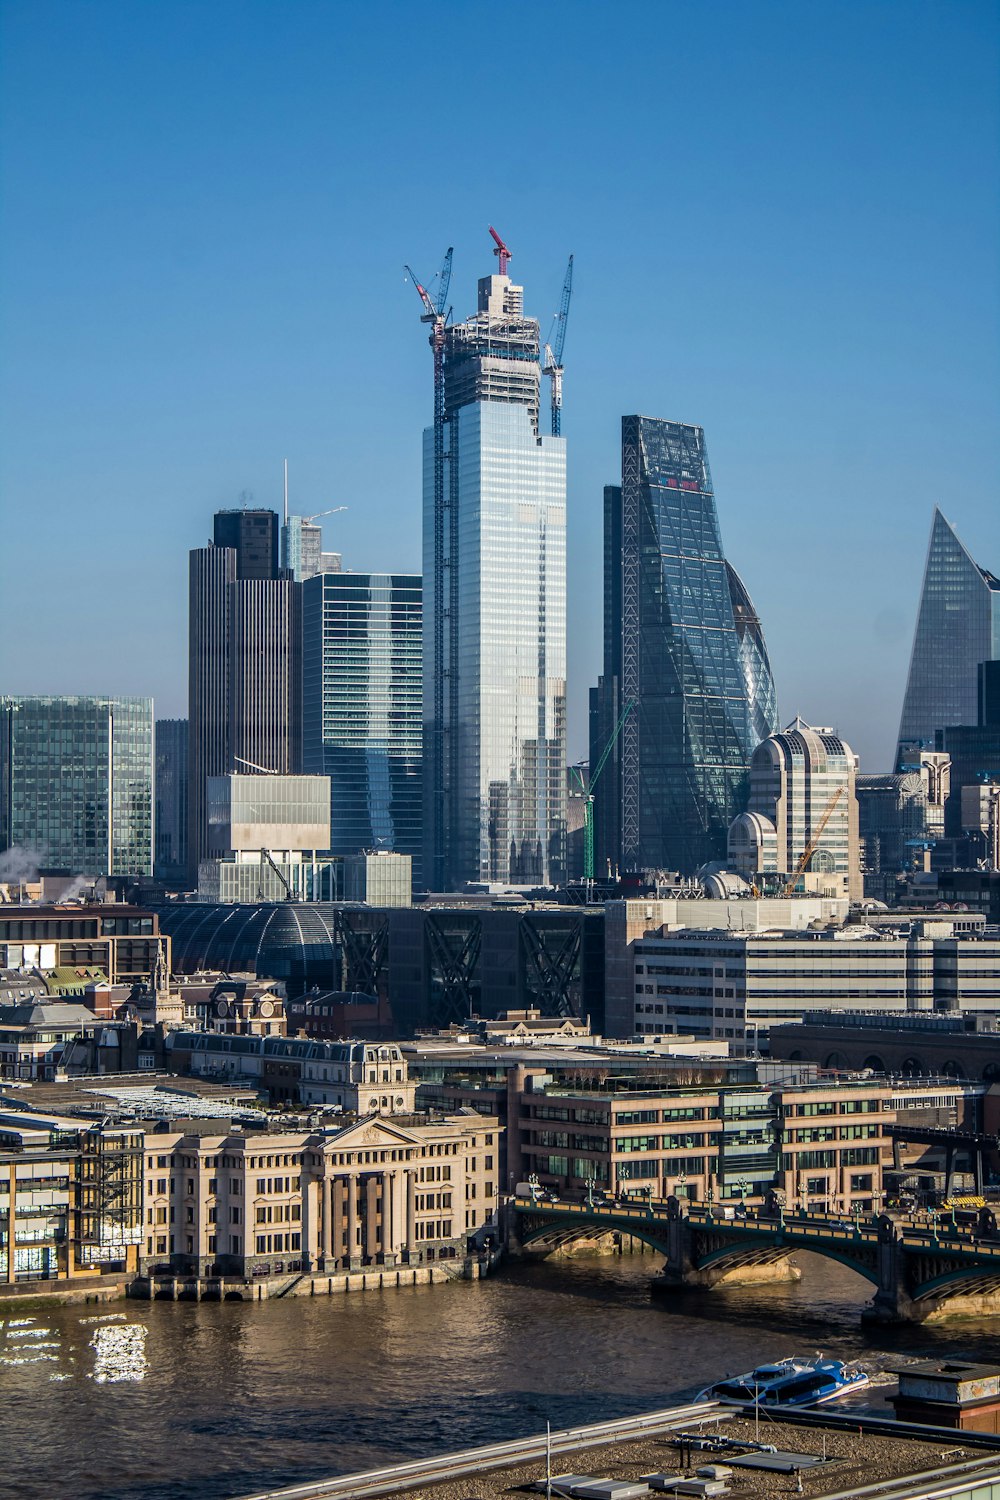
[[4, 1252, 1000, 1500]]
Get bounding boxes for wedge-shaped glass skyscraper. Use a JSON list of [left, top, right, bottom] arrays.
[[594, 417, 778, 875], [896, 508, 1000, 769]]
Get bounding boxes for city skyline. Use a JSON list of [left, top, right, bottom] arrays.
[[1, 1, 998, 777]]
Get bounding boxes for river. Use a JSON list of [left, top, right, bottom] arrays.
[[4, 1252, 1000, 1500]]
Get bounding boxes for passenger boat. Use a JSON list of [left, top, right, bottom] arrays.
[[700, 1357, 869, 1407]]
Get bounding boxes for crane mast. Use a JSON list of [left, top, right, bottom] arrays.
[[543, 254, 574, 436], [405, 247, 453, 889], [780, 785, 846, 897]]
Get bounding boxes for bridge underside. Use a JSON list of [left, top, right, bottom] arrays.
[[513, 1206, 1000, 1323]]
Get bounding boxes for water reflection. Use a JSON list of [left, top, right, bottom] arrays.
[[4, 1252, 1000, 1500]]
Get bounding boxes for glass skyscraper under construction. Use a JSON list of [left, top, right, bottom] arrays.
[[593, 416, 778, 876], [896, 507, 1000, 770], [421, 251, 567, 890]]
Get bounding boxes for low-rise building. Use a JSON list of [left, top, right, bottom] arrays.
[[512, 1074, 974, 1213], [0, 1109, 143, 1285], [166, 1032, 417, 1112], [139, 1108, 499, 1277]]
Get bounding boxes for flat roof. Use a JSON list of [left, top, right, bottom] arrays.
[[235, 1409, 1000, 1500]]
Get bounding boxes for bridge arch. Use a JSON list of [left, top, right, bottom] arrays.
[[695, 1239, 877, 1285], [516, 1213, 671, 1259]]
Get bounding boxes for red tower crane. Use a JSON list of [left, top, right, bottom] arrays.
[[488, 225, 512, 275]]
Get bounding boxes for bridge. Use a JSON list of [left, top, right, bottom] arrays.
[[511, 1195, 1000, 1324]]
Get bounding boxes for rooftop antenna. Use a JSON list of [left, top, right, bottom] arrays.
[[283, 459, 289, 526]]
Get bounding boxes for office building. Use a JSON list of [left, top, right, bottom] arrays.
[[728, 717, 862, 900], [138, 1108, 498, 1278], [0, 902, 169, 985], [0, 1110, 143, 1285], [282, 514, 342, 582], [937, 662, 1000, 856], [154, 718, 188, 885], [632, 922, 1000, 1052], [896, 508, 1000, 769], [1, 696, 154, 877], [593, 418, 778, 878], [188, 509, 301, 880], [198, 772, 334, 902], [344, 851, 412, 907], [302, 571, 422, 884], [857, 750, 951, 898], [421, 244, 567, 890]]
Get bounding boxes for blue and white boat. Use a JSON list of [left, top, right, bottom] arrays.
[[700, 1356, 869, 1407]]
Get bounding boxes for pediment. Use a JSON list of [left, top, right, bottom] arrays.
[[325, 1117, 421, 1151]]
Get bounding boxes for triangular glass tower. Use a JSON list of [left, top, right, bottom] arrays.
[[896, 508, 1000, 768]]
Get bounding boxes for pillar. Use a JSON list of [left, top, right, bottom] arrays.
[[330, 1180, 343, 1266], [406, 1170, 416, 1260], [365, 1176, 379, 1260], [381, 1171, 394, 1259], [347, 1175, 359, 1268], [321, 1180, 332, 1264]]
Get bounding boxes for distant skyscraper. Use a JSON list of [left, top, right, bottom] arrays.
[[729, 717, 861, 901], [896, 508, 1000, 769], [187, 510, 300, 881], [1, 696, 153, 876], [421, 245, 567, 889], [282, 515, 342, 582], [154, 718, 188, 885], [302, 571, 422, 883], [594, 417, 779, 875]]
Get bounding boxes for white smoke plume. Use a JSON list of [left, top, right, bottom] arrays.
[[0, 846, 44, 883]]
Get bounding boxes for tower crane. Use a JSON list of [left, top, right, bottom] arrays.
[[300, 507, 348, 524], [405, 247, 453, 889], [780, 785, 845, 897], [543, 254, 574, 437], [570, 697, 636, 884], [488, 225, 512, 274]]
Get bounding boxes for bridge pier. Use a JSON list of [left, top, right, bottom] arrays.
[[654, 1213, 800, 1293]]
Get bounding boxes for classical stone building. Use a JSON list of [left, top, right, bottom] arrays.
[[139, 1110, 500, 1277]]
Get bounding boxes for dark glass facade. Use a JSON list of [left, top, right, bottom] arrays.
[[1, 696, 153, 876], [154, 718, 188, 885], [896, 508, 1000, 768], [302, 572, 422, 886], [188, 509, 301, 881], [597, 417, 778, 875]]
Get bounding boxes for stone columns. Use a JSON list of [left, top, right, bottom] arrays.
[[320, 1179, 332, 1263], [347, 1175, 359, 1268], [381, 1171, 394, 1260], [364, 1176, 379, 1260], [406, 1170, 416, 1260]]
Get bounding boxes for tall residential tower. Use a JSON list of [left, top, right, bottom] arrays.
[[418, 237, 567, 890]]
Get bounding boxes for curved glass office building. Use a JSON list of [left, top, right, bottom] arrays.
[[593, 417, 779, 875]]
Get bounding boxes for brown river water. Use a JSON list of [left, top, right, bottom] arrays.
[[3, 1252, 1000, 1500]]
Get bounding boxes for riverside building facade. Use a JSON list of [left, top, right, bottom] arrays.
[[511, 1074, 971, 1212], [139, 1109, 499, 1278], [421, 244, 567, 891]]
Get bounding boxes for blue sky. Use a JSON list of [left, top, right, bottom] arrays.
[[1, 0, 997, 771]]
